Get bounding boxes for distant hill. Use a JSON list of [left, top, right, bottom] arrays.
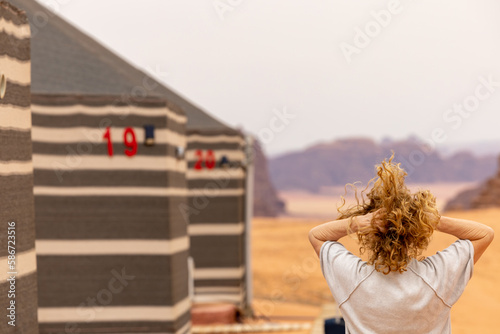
[[253, 140, 286, 216], [438, 139, 500, 158], [445, 156, 500, 211], [269, 137, 497, 192]]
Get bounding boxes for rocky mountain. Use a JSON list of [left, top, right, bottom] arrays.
[[253, 140, 286, 216], [445, 156, 500, 211], [269, 137, 497, 192]]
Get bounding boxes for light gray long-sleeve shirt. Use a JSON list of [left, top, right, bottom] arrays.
[[320, 239, 474, 334]]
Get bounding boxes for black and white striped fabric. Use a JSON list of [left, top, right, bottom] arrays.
[[0, 2, 38, 334], [186, 129, 248, 307], [31, 95, 190, 334]]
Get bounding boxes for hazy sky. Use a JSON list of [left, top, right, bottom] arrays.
[[41, 0, 500, 156]]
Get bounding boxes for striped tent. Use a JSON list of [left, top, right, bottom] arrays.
[[13, 0, 253, 321], [0, 2, 38, 334], [111, 24, 252, 308], [31, 96, 190, 334], [9, 0, 191, 333], [183, 118, 250, 308]]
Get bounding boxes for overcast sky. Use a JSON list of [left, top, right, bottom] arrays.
[[41, 0, 500, 156]]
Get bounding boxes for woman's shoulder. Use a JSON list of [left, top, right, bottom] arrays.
[[419, 239, 474, 268], [407, 240, 474, 307]]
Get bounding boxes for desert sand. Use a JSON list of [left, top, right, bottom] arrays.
[[252, 187, 500, 333]]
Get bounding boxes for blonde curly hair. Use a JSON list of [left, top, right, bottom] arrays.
[[338, 154, 440, 274]]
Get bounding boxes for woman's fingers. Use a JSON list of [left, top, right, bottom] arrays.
[[355, 209, 388, 233], [372, 209, 388, 233]]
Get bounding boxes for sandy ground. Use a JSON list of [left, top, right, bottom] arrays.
[[252, 208, 500, 333]]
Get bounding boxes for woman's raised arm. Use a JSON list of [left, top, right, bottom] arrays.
[[437, 216, 494, 264], [308, 209, 385, 256]]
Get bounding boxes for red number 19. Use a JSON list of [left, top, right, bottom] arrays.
[[103, 127, 113, 156], [103, 127, 137, 157], [124, 127, 137, 157]]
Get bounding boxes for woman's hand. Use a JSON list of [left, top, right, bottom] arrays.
[[353, 209, 387, 233], [309, 208, 388, 256]]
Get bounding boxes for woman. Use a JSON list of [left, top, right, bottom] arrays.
[[309, 157, 494, 334]]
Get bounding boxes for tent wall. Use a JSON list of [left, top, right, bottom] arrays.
[[31, 95, 190, 334], [0, 3, 38, 333], [186, 130, 248, 307]]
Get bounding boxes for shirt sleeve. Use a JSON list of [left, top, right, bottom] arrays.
[[419, 239, 474, 307], [320, 240, 370, 306]]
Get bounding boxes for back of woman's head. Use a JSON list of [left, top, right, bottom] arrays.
[[338, 154, 440, 274]]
